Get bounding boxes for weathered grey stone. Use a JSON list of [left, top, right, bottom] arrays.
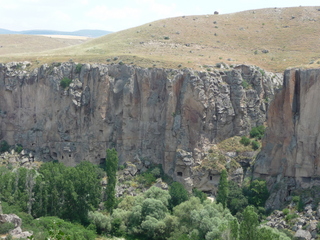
[[255, 69, 320, 207], [294, 229, 312, 240], [0, 214, 21, 228], [0, 62, 281, 188]]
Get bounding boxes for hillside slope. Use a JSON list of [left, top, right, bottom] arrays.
[[1, 6, 319, 72], [0, 34, 89, 57]]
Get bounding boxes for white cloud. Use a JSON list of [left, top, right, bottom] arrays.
[[81, 0, 88, 5], [1, 3, 19, 9], [54, 11, 71, 21], [87, 5, 141, 20], [134, 0, 181, 17]]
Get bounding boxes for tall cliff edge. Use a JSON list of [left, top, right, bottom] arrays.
[[254, 68, 320, 208], [0, 62, 281, 179]]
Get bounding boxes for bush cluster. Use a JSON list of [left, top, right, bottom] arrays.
[[240, 136, 251, 146], [60, 77, 72, 89], [75, 63, 82, 73], [250, 125, 266, 139], [0, 222, 15, 234]]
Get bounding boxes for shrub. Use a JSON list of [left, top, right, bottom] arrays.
[[292, 196, 300, 203], [285, 213, 298, 222], [15, 144, 23, 154], [0, 222, 15, 234], [75, 63, 82, 73], [259, 69, 265, 76], [240, 136, 251, 146], [282, 208, 289, 215], [0, 140, 10, 153], [252, 140, 260, 150], [164, 36, 170, 40], [60, 77, 72, 89], [242, 79, 249, 89], [250, 125, 266, 139], [298, 197, 304, 212]]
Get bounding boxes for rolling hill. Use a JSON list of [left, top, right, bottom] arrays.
[[0, 29, 111, 38], [1, 6, 320, 72]]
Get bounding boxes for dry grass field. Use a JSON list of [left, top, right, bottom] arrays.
[[1, 6, 320, 72], [0, 34, 89, 58]]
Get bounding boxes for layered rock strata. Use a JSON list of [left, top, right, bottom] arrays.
[[0, 62, 281, 182]]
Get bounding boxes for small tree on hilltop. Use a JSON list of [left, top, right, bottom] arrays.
[[216, 169, 229, 208], [105, 148, 118, 213]]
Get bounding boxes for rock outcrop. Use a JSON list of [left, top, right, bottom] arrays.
[[254, 68, 320, 208], [0, 213, 32, 239], [0, 62, 281, 184]]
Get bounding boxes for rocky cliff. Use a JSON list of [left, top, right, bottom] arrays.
[[254, 68, 320, 208], [0, 62, 281, 183]]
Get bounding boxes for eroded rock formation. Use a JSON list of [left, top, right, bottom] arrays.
[[254, 68, 320, 208], [0, 62, 281, 184]]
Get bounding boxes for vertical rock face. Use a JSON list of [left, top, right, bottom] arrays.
[[0, 62, 281, 178], [254, 68, 320, 205]]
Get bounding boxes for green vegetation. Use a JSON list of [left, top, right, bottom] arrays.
[[0, 140, 10, 153], [216, 169, 229, 208], [0, 146, 281, 240], [240, 136, 251, 146], [60, 77, 72, 89], [259, 69, 266, 76], [0, 222, 15, 234], [227, 181, 248, 215], [218, 136, 256, 152], [169, 182, 189, 210], [245, 179, 269, 207], [250, 125, 266, 140], [15, 144, 23, 154], [241, 79, 250, 89], [105, 148, 119, 213], [251, 140, 260, 150], [75, 63, 83, 73]]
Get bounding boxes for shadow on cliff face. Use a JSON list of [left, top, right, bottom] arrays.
[[254, 68, 320, 210]]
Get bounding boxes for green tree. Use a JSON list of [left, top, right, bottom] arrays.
[[192, 188, 207, 203], [240, 206, 259, 240], [256, 226, 291, 240], [216, 169, 229, 208], [169, 182, 189, 210], [227, 181, 248, 215], [105, 148, 119, 213], [247, 179, 269, 207]]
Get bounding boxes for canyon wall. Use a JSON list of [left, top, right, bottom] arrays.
[[0, 62, 281, 179], [254, 68, 320, 208]]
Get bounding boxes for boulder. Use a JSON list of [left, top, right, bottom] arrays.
[[294, 229, 312, 240]]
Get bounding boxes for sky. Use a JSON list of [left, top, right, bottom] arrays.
[[0, 0, 319, 32]]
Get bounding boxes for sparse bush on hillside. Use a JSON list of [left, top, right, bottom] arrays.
[[240, 136, 251, 146], [242, 79, 250, 89], [75, 63, 82, 73], [282, 208, 289, 215], [15, 144, 23, 154], [250, 125, 266, 139], [60, 77, 72, 89], [259, 69, 266, 76], [251, 140, 260, 150], [164, 36, 170, 40]]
